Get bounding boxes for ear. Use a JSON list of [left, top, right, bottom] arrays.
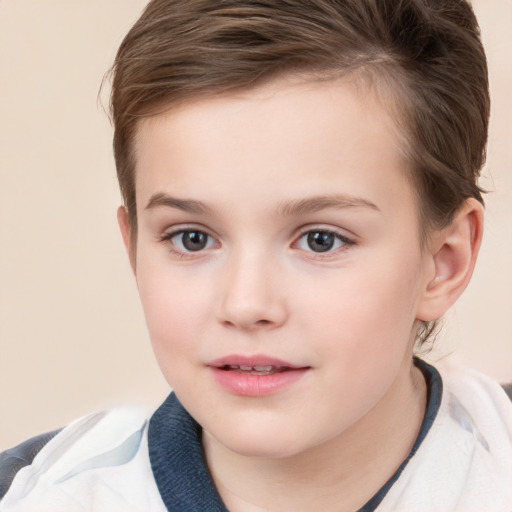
[[117, 206, 137, 275], [416, 198, 484, 322]]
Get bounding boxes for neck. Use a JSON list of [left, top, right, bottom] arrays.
[[203, 360, 427, 512]]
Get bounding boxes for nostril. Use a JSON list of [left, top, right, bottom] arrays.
[[222, 318, 273, 329]]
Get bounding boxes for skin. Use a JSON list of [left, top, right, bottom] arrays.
[[118, 76, 483, 511]]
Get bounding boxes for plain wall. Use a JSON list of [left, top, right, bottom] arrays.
[[1, 0, 511, 449]]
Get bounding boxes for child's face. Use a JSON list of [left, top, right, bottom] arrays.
[[128, 77, 434, 458]]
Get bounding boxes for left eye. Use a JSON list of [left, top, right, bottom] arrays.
[[296, 230, 349, 253], [168, 230, 215, 252]]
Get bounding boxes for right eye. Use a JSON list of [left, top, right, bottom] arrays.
[[163, 229, 216, 253]]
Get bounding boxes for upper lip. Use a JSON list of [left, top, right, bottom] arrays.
[[208, 354, 308, 370]]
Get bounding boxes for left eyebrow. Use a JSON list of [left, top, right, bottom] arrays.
[[277, 194, 380, 216]]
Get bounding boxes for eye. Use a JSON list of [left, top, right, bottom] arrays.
[[164, 229, 215, 253], [296, 230, 351, 253]]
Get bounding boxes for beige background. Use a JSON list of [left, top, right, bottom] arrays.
[[1, 0, 511, 450]]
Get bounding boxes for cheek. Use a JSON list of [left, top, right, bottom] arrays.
[[301, 261, 421, 358], [135, 262, 213, 357]]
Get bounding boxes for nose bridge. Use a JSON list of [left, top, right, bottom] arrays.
[[218, 243, 287, 330]]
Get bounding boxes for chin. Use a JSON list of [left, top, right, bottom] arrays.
[[206, 421, 317, 460]]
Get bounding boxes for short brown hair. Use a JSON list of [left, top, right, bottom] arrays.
[[110, 0, 489, 239]]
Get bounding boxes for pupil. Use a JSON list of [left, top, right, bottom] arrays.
[[183, 231, 207, 251], [307, 231, 334, 252]]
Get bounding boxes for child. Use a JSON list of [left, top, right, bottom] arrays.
[[1, 0, 511, 510]]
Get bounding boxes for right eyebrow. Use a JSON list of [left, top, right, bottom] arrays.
[[145, 193, 212, 215]]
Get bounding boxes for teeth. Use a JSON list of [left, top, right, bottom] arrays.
[[224, 364, 278, 375], [253, 366, 273, 372], [249, 367, 275, 375]]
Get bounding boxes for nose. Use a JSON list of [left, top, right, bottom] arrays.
[[217, 249, 288, 331]]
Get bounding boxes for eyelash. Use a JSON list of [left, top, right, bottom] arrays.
[[159, 227, 356, 257]]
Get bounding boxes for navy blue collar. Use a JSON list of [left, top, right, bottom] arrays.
[[148, 392, 228, 511], [148, 358, 442, 511]]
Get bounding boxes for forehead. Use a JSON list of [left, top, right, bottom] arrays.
[[133, 76, 416, 222]]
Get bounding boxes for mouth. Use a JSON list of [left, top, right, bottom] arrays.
[[208, 355, 310, 396], [217, 364, 294, 376]]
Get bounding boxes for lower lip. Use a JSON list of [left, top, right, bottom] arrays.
[[209, 367, 309, 397]]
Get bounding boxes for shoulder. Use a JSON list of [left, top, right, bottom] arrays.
[[0, 407, 166, 511], [0, 429, 61, 500], [380, 361, 512, 511], [438, 362, 512, 424], [435, 363, 512, 502]]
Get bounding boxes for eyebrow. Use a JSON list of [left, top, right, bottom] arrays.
[[145, 193, 212, 214], [278, 195, 380, 216], [144, 192, 379, 216]]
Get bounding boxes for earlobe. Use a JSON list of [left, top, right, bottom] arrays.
[[416, 198, 484, 322], [117, 206, 137, 274]]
